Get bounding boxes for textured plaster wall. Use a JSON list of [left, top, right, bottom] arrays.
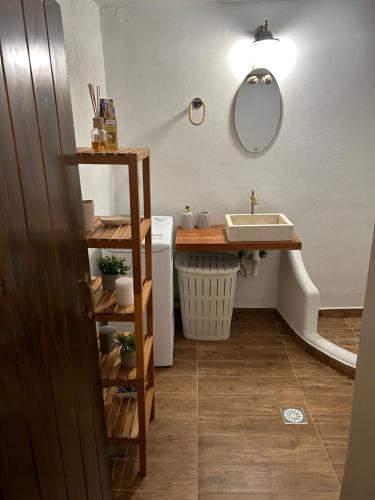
[[99, 0, 375, 308], [58, 0, 114, 217]]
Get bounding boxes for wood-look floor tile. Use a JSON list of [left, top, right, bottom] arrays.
[[198, 335, 283, 347], [198, 346, 288, 361], [174, 335, 197, 348], [275, 320, 289, 333], [341, 344, 358, 354], [320, 310, 360, 318], [292, 362, 344, 378], [281, 335, 299, 348], [155, 374, 197, 393], [287, 347, 317, 362], [198, 360, 294, 377], [147, 433, 197, 462], [155, 359, 197, 376], [331, 462, 345, 484], [149, 411, 197, 435], [199, 413, 301, 437], [318, 318, 349, 329], [232, 315, 276, 324], [115, 491, 196, 500], [111, 435, 197, 463], [173, 346, 197, 360], [304, 393, 352, 415], [297, 376, 354, 395], [231, 323, 279, 334], [233, 308, 276, 317], [198, 375, 301, 395], [112, 312, 358, 499], [198, 462, 339, 494], [296, 411, 319, 437], [155, 392, 197, 414], [322, 437, 348, 464], [318, 328, 357, 340], [112, 459, 197, 493], [345, 317, 362, 329], [198, 392, 306, 414], [199, 435, 328, 463], [313, 414, 351, 437], [199, 493, 340, 500], [333, 339, 359, 354]]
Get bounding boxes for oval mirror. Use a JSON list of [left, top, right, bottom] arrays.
[[235, 68, 282, 153]]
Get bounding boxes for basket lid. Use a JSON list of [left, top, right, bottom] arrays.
[[175, 253, 240, 274]]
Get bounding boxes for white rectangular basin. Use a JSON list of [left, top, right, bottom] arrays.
[[225, 213, 294, 242]]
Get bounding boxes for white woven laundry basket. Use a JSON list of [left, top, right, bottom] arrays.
[[175, 253, 240, 340]]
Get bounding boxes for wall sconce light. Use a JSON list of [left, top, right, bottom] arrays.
[[247, 75, 259, 85], [247, 73, 273, 85], [253, 20, 279, 43], [262, 74, 273, 84]]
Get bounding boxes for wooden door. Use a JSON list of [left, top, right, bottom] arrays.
[[0, 0, 113, 499]]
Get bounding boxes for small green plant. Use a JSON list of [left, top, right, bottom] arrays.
[[97, 255, 130, 275], [116, 332, 136, 352]]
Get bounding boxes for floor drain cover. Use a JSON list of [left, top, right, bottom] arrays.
[[281, 407, 307, 424]]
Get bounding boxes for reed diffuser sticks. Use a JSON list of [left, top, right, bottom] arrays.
[[88, 82, 101, 117]]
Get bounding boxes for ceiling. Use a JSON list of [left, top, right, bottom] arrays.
[[94, 0, 297, 6]]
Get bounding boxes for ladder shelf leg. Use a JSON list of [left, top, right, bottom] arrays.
[[129, 156, 147, 476]]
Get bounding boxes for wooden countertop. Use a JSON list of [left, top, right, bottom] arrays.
[[175, 225, 302, 251]]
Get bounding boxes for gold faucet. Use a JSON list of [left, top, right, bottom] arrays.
[[250, 190, 258, 214]]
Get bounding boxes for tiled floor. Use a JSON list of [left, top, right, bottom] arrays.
[[112, 312, 355, 499], [318, 316, 361, 354]]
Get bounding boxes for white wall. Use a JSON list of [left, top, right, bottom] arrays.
[[98, 0, 375, 308], [58, 0, 115, 272], [58, 0, 113, 217]]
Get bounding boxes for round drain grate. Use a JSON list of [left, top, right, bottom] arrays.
[[283, 408, 305, 423]]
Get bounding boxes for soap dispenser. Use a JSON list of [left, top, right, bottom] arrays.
[[181, 206, 194, 229]]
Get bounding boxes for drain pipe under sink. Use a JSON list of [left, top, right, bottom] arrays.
[[251, 251, 261, 277], [238, 250, 267, 277]]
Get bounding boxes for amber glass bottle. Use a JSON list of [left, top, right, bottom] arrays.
[[91, 117, 107, 151]]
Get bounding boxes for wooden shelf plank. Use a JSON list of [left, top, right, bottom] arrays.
[[92, 277, 152, 322], [175, 224, 302, 251], [77, 147, 150, 164], [99, 336, 153, 387], [103, 386, 154, 442], [86, 216, 151, 249]]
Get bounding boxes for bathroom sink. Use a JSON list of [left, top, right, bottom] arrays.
[[225, 213, 294, 242]]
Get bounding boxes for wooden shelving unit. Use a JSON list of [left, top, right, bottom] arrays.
[[77, 147, 155, 476]]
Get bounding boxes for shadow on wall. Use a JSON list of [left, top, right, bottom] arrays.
[[141, 109, 186, 144], [112, 109, 186, 212]]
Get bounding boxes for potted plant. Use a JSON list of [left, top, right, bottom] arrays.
[[116, 332, 136, 368], [97, 255, 130, 291]]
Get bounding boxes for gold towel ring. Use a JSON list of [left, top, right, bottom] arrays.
[[188, 98, 206, 126]]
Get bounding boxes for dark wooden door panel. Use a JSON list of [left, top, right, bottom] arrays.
[[0, 0, 112, 498], [23, 1, 110, 497], [0, 1, 87, 497], [0, 270, 41, 500], [0, 24, 69, 500], [0, 54, 41, 500]]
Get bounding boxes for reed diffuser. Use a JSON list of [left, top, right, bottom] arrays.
[[88, 83, 106, 151]]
